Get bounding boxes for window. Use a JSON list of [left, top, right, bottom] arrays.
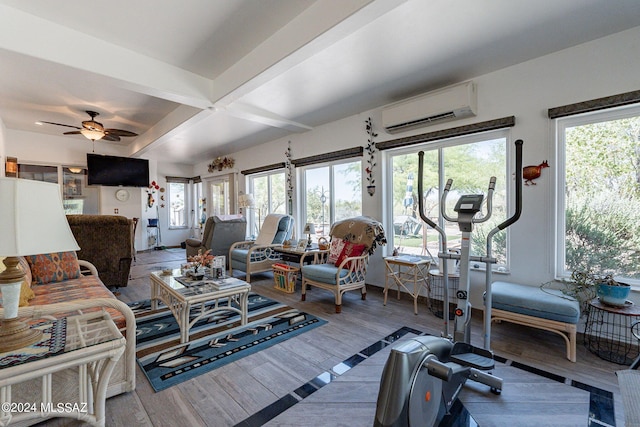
[[300, 160, 362, 241], [248, 171, 286, 236], [168, 182, 187, 228], [555, 105, 640, 283], [386, 131, 508, 268]]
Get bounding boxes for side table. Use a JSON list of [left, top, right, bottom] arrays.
[[273, 245, 319, 265], [427, 269, 460, 320], [383, 256, 431, 315], [0, 310, 125, 427], [584, 298, 640, 365]]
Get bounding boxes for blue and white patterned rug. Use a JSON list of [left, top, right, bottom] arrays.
[[131, 294, 327, 392]]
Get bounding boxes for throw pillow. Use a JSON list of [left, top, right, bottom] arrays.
[[327, 238, 346, 265], [0, 256, 34, 306], [27, 251, 81, 285], [335, 242, 367, 268]]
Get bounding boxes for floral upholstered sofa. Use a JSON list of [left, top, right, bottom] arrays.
[[0, 252, 135, 425]]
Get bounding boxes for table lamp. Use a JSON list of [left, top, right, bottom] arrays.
[[0, 178, 80, 352], [303, 223, 316, 249]]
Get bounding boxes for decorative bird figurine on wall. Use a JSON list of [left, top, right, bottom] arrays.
[[523, 160, 549, 185]]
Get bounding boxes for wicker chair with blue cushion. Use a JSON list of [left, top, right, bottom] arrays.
[[300, 216, 386, 313], [229, 214, 294, 282]]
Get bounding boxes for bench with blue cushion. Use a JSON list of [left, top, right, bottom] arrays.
[[491, 281, 580, 362]]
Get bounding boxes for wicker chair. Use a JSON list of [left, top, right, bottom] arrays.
[[300, 216, 386, 313], [229, 214, 294, 282]]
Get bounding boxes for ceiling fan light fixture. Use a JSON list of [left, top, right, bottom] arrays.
[[80, 128, 104, 141]]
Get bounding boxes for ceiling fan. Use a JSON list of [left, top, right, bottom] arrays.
[[40, 110, 138, 142]]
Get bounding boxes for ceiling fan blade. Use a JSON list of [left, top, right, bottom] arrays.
[[102, 133, 121, 142], [63, 130, 82, 135], [105, 128, 138, 137], [40, 121, 81, 129]]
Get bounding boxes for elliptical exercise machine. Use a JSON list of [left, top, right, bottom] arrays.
[[374, 140, 523, 427]]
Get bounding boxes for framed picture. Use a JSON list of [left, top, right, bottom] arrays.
[[296, 239, 308, 250]]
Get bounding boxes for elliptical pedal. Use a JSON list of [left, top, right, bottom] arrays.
[[450, 342, 495, 370]]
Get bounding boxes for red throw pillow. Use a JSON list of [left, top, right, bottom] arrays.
[[335, 242, 366, 268], [327, 239, 346, 265]]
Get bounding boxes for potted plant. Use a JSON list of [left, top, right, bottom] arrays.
[[542, 270, 631, 315], [187, 249, 214, 280], [594, 274, 631, 307]]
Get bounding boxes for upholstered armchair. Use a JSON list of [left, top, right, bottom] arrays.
[[300, 216, 386, 313], [229, 214, 294, 282], [66, 215, 133, 288], [185, 215, 247, 265]]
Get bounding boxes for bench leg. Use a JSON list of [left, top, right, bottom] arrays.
[[492, 309, 577, 362]]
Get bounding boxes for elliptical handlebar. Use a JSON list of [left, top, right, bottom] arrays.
[[418, 151, 444, 239], [475, 176, 496, 224], [484, 138, 524, 350], [441, 179, 456, 222], [496, 139, 523, 231]]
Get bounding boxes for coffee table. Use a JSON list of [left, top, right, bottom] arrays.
[[150, 270, 251, 343]]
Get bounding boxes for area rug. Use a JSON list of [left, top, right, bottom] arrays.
[[131, 293, 327, 392]]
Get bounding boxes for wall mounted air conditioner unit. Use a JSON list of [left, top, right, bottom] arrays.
[[382, 81, 477, 134]]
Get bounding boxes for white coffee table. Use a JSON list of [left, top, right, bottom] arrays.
[[150, 270, 251, 343]]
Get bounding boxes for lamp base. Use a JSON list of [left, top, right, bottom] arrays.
[[0, 318, 43, 353]]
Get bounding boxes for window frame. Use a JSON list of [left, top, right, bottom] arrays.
[[383, 129, 512, 269], [554, 103, 640, 286], [298, 157, 363, 240], [247, 168, 287, 237], [167, 181, 188, 229]]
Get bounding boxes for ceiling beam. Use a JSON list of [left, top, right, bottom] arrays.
[[212, 0, 407, 106], [0, 4, 214, 110]]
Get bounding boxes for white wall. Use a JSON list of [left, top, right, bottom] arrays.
[[193, 27, 640, 306]]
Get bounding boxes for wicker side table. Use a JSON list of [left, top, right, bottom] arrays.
[[584, 299, 640, 365], [0, 310, 125, 427], [383, 256, 431, 315]]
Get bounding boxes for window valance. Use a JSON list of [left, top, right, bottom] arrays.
[[291, 146, 363, 168], [375, 116, 515, 151], [241, 162, 286, 176], [548, 89, 640, 119], [165, 176, 190, 183]]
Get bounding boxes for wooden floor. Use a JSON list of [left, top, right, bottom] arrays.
[[43, 249, 628, 426]]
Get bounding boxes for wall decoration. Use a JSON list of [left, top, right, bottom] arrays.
[[523, 160, 549, 186], [364, 117, 378, 196], [208, 156, 235, 172], [285, 141, 294, 215], [146, 181, 165, 210]]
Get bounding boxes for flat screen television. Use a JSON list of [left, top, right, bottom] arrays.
[[87, 153, 149, 187]]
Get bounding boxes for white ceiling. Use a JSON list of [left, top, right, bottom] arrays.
[[1, 0, 639, 165]]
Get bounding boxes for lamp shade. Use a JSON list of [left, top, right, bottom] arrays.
[[303, 223, 316, 235], [238, 193, 255, 209], [80, 128, 104, 141], [0, 178, 80, 256]]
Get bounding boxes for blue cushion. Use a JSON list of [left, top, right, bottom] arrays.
[[301, 264, 349, 284], [272, 216, 294, 244], [230, 248, 267, 263], [491, 281, 580, 324]]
